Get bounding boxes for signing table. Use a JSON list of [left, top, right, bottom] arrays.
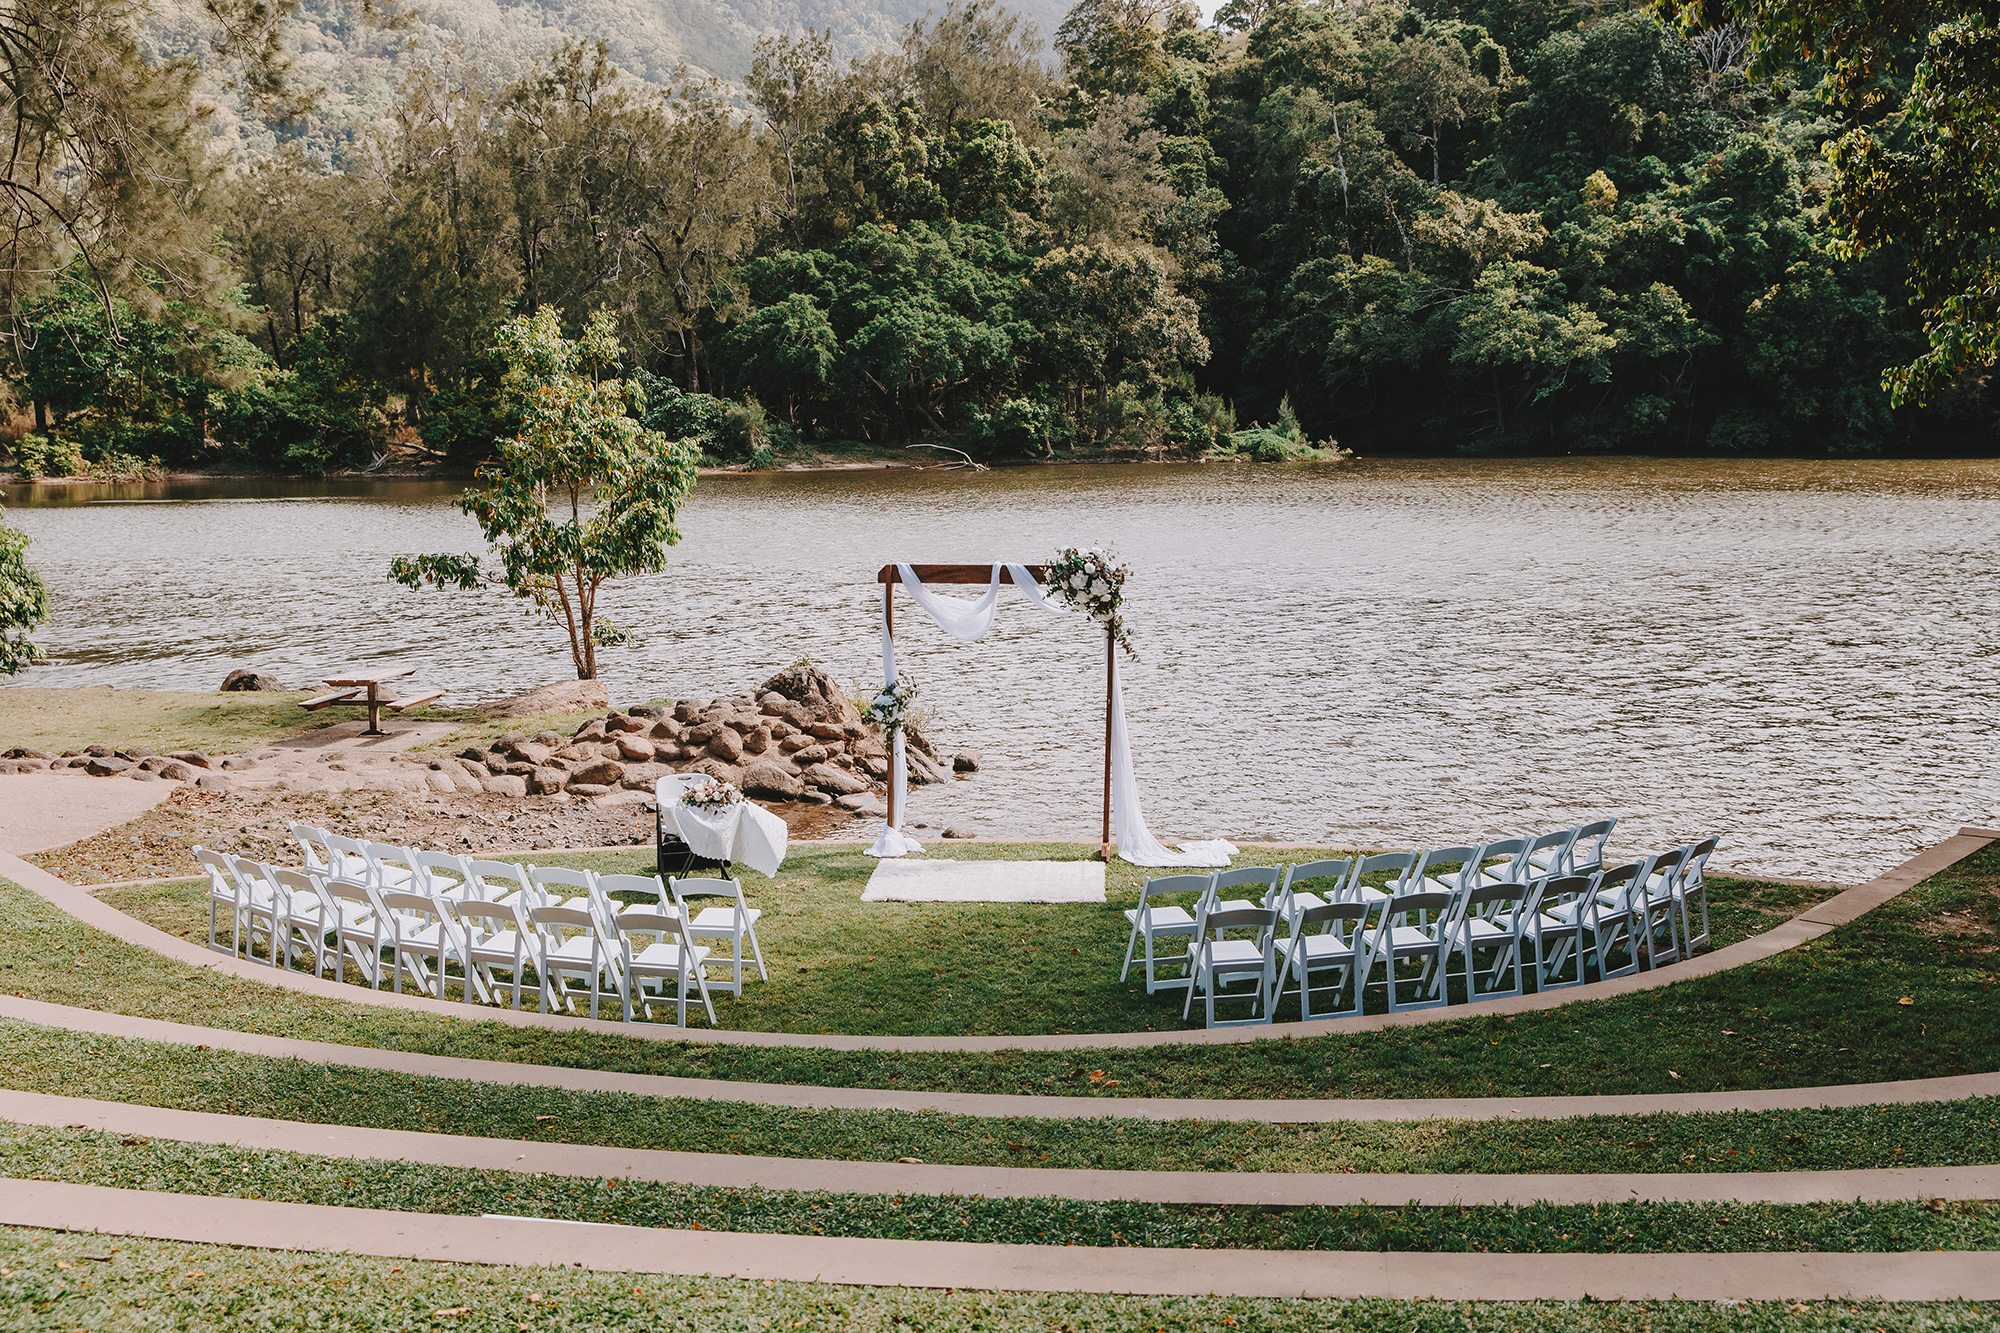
[[655, 776, 789, 877]]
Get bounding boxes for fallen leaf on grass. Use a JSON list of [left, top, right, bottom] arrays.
[[897, 1156, 924, 1164], [1898, 997, 1915, 1005], [1667, 1070, 1681, 1079], [431, 1307, 471, 1318]]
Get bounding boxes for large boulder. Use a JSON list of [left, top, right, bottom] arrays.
[[220, 668, 287, 692], [740, 760, 804, 800], [526, 766, 568, 795], [706, 728, 744, 763], [479, 679, 611, 718], [759, 663, 863, 726], [570, 758, 626, 787], [802, 761, 870, 795], [613, 735, 655, 762]]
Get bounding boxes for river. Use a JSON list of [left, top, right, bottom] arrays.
[[4, 457, 1997, 881]]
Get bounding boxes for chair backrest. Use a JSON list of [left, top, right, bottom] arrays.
[[1416, 845, 1485, 893], [1476, 837, 1530, 881], [193, 846, 235, 893], [1373, 890, 1457, 942], [530, 904, 598, 931], [380, 889, 441, 917], [1294, 900, 1369, 933], [1524, 827, 1577, 873], [617, 909, 688, 941], [1281, 858, 1351, 896], [1570, 818, 1618, 871], [322, 876, 377, 910], [288, 823, 333, 874], [1591, 861, 1646, 910], [463, 859, 534, 903], [411, 850, 469, 896], [1680, 836, 1719, 887], [1136, 872, 1212, 913], [600, 873, 670, 915], [1349, 852, 1419, 898], [531, 866, 595, 896], [1533, 873, 1593, 921], [364, 841, 419, 884], [1465, 880, 1533, 918], [1212, 866, 1280, 901], [270, 866, 322, 906], [454, 899, 524, 937], [319, 832, 371, 880], [1646, 846, 1687, 894]]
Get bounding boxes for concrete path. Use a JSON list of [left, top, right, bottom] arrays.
[[4, 1178, 1997, 1299], [0, 773, 177, 855], [4, 828, 1991, 1055], [8, 1086, 1999, 1207], [6, 989, 2000, 1126]]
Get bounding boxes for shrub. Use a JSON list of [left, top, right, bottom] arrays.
[[13, 433, 82, 478]]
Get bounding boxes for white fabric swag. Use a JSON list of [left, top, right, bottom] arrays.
[[865, 562, 1235, 868]]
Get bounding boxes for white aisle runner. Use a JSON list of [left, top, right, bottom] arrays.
[[861, 859, 1107, 904]]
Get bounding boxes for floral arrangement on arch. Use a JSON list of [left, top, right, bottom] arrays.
[[1046, 546, 1136, 658], [864, 674, 919, 737], [679, 776, 743, 811]]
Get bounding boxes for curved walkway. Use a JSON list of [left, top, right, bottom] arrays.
[[3, 828, 1992, 1055], [7, 989, 2000, 1123], [11, 1086, 2000, 1207], [6, 1179, 1995, 1299]]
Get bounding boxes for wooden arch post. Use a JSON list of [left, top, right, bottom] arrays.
[[875, 564, 1112, 860]]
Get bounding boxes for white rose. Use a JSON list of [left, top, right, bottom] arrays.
[[1070, 573, 1086, 588], [1090, 579, 1108, 596]]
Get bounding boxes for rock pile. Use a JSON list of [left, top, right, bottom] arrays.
[[1, 744, 210, 781], [445, 665, 956, 809]]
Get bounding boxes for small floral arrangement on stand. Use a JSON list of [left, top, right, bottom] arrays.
[[864, 674, 919, 737], [1046, 545, 1137, 658], [679, 775, 743, 811]]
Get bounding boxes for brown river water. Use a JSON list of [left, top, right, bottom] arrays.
[[4, 457, 1996, 880]]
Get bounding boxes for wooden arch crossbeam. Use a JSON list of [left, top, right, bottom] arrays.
[[875, 563, 1113, 860]]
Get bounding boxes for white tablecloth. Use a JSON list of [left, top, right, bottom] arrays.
[[670, 798, 788, 878]]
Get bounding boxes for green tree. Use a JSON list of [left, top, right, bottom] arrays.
[[389, 307, 701, 680], [0, 506, 48, 675]]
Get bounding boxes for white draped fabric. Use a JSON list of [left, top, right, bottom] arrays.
[[865, 562, 1234, 868]]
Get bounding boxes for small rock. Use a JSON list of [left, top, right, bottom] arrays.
[[648, 718, 683, 741], [809, 722, 846, 741], [613, 735, 654, 762], [790, 743, 829, 764], [953, 750, 981, 772], [608, 714, 649, 735], [741, 760, 804, 800], [2, 747, 50, 760], [741, 725, 772, 756], [506, 741, 552, 767], [835, 793, 887, 817], [136, 756, 170, 773], [526, 767, 569, 795], [218, 755, 257, 771], [116, 747, 154, 760], [220, 668, 287, 691], [758, 691, 790, 715], [797, 789, 833, 805], [531, 731, 563, 747], [157, 760, 195, 782], [167, 750, 212, 769], [626, 705, 667, 720], [131, 767, 160, 781], [86, 756, 132, 777], [85, 744, 113, 758], [567, 783, 612, 797], [673, 701, 702, 723], [942, 825, 975, 839], [620, 762, 672, 791], [573, 718, 609, 742], [484, 774, 529, 798], [685, 721, 724, 746], [706, 729, 744, 763], [195, 773, 231, 790], [777, 733, 814, 753], [456, 747, 487, 763]]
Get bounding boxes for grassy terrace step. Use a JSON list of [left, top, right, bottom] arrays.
[[4, 1124, 2000, 1254], [3, 841, 1994, 1101], [3, 1020, 2000, 1173], [3, 1231, 1987, 1333]]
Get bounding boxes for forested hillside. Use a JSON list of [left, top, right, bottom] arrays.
[[7, 0, 1995, 476]]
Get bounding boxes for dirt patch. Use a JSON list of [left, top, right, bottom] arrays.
[[28, 785, 855, 885]]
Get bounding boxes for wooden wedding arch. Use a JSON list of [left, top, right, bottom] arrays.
[[876, 564, 1116, 860]]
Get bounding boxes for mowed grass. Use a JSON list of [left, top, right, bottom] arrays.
[[2, 1017, 1999, 1175], [5, 1123, 2000, 1253], [98, 840, 1823, 1038], [4, 1230, 1988, 1333], [0, 687, 339, 756], [0, 840, 1990, 1099]]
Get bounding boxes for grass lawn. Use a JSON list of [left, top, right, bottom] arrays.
[[4, 1123, 1999, 1253], [4, 1231, 1987, 1333], [0, 688, 344, 756], [97, 841, 1825, 1038], [5, 840, 1987, 1100], [2, 1017, 1999, 1174]]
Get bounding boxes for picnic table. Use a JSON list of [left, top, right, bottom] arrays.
[[301, 668, 445, 736]]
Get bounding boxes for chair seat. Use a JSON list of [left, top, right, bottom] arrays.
[[544, 939, 600, 971], [1385, 925, 1444, 952], [687, 906, 760, 931], [397, 924, 451, 951], [629, 941, 712, 977], [1123, 906, 1196, 930], [1278, 934, 1357, 964], [468, 932, 524, 960], [1464, 917, 1515, 942]]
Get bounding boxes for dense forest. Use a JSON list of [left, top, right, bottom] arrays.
[[4, 0, 1995, 476]]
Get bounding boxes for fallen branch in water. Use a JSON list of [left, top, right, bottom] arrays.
[[905, 443, 988, 471]]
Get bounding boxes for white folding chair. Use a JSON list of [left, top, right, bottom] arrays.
[[411, 850, 473, 902], [323, 832, 390, 885], [454, 898, 528, 1008], [1181, 901, 1280, 1028], [1451, 880, 1538, 1002], [1416, 844, 1485, 898], [269, 866, 333, 977], [529, 865, 596, 911], [287, 823, 337, 877], [1526, 873, 1592, 990], [1274, 895, 1371, 1019], [1581, 861, 1648, 981], [234, 858, 284, 968], [1566, 818, 1618, 876], [194, 847, 246, 957], [379, 889, 469, 999], [668, 875, 767, 996], [1522, 827, 1578, 880], [317, 875, 390, 987], [1672, 836, 1719, 954], [363, 842, 423, 894], [1368, 888, 1460, 1011], [1120, 872, 1213, 993], [531, 904, 615, 1018], [1634, 847, 1686, 969], [1472, 837, 1531, 888], [613, 909, 715, 1026], [1343, 851, 1419, 909]]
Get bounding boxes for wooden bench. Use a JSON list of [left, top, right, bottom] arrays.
[[389, 690, 446, 712], [299, 688, 362, 712]]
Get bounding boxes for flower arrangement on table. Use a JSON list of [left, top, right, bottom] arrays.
[[864, 674, 918, 737], [1045, 545, 1136, 658], [679, 776, 743, 811]]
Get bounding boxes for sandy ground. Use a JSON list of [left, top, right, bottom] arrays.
[[0, 773, 179, 855]]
